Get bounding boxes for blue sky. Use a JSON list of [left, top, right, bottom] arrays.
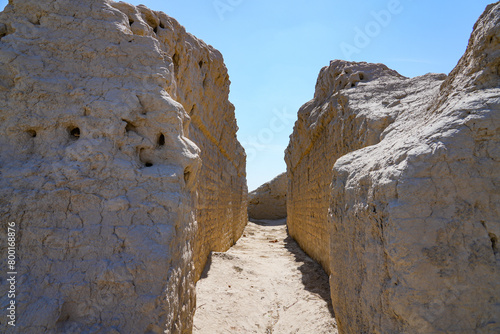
[[1, 1, 494, 191]]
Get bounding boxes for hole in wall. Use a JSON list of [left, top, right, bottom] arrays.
[[123, 120, 137, 133], [351, 83, 356, 88], [141, 12, 159, 33], [359, 73, 365, 81], [198, 60, 203, 68], [158, 133, 165, 146], [184, 167, 191, 184], [172, 53, 179, 76], [145, 162, 153, 167], [489, 232, 498, 255], [27, 129, 37, 138], [159, 21, 165, 29], [0, 23, 11, 39], [69, 127, 80, 139], [129, 19, 134, 26]]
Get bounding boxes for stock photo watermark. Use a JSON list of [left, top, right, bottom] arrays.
[[240, 107, 296, 163], [340, 0, 410, 58], [213, 0, 244, 21], [5, 221, 17, 327]]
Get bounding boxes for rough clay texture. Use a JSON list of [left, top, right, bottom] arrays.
[[0, 1, 246, 333], [193, 219, 337, 334], [111, 0, 248, 283], [248, 173, 287, 220], [287, 3, 500, 334], [150, 5, 248, 280], [285, 60, 431, 271]]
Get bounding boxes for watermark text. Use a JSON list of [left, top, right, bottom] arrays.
[[213, 0, 244, 21], [340, 0, 409, 58], [240, 107, 296, 162], [6, 221, 17, 327]]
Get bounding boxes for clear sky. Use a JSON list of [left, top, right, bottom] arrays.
[[1, 1, 494, 191]]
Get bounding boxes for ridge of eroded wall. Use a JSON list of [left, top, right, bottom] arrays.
[[329, 4, 500, 332], [248, 172, 287, 220], [285, 61, 445, 272], [112, 0, 248, 285]]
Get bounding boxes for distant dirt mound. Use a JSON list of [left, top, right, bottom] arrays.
[[248, 173, 287, 220]]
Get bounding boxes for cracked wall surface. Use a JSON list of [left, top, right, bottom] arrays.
[[111, 0, 248, 287], [286, 3, 499, 333], [0, 0, 246, 333]]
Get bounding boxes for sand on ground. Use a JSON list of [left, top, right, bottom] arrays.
[[193, 219, 338, 334]]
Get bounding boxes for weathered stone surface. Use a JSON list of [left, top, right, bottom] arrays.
[[168, 27, 248, 280], [330, 4, 500, 333], [248, 173, 287, 220], [0, 0, 246, 333], [287, 3, 500, 333], [285, 59, 444, 271], [110, 0, 248, 286]]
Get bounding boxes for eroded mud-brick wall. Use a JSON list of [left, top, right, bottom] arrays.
[[285, 59, 442, 272], [329, 4, 500, 333], [286, 3, 500, 333], [112, 0, 248, 286], [0, 0, 246, 332]]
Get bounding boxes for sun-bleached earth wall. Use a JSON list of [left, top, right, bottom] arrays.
[[329, 4, 500, 332], [0, 0, 246, 332], [286, 3, 499, 333]]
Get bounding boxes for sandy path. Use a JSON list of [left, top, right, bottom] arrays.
[[193, 219, 338, 334]]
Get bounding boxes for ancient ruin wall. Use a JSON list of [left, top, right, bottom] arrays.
[[285, 59, 444, 272], [0, 0, 246, 332], [111, 0, 248, 286], [248, 172, 287, 220], [329, 4, 500, 333]]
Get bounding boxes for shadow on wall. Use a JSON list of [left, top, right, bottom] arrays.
[[199, 253, 212, 280], [283, 233, 335, 318]]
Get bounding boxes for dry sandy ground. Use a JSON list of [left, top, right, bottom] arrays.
[[193, 219, 338, 334]]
